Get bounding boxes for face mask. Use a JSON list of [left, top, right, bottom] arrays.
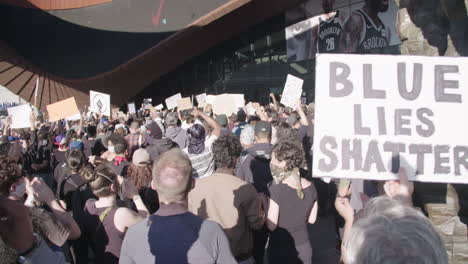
[[12, 182, 26, 198], [40, 139, 48, 146], [108, 145, 115, 153], [270, 163, 289, 183]]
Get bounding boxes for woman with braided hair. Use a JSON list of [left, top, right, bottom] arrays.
[[81, 164, 148, 264], [266, 140, 318, 264]]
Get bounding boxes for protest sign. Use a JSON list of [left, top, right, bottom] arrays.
[[206, 95, 216, 105], [7, 104, 32, 129], [245, 102, 256, 116], [212, 94, 238, 116], [90, 90, 111, 116], [155, 104, 164, 110], [128, 102, 136, 114], [47, 97, 80, 122], [229, 94, 245, 109], [196, 93, 207, 105], [280, 74, 303, 109], [66, 113, 81, 121], [165, 93, 182, 110], [177, 97, 193, 111], [312, 54, 468, 184]]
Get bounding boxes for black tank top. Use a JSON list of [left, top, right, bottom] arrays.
[[84, 199, 125, 264], [317, 11, 342, 53], [356, 9, 389, 54]]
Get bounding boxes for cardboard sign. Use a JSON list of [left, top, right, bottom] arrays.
[[312, 54, 468, 184], [165, 93, 182, 110], [47, 97, 80, 122], [196, 93, 207, 105], [7, 104, 32, 129], [128, 103, 136, 114], [177, 97, 193, 111], [66, 113, 81, 121], [155, 104, 164, 110], [212, 94, 238, 116], [281, 74, 303, 109], [90, 90, 111, 116]]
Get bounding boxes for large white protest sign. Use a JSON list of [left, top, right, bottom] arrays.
[[212, 94, 237, 116], [90, 91, 111, 116], [312, 54, 468, 184], [281, 74, 303, 109], [165, 93, 182, 110], [229, 94, 245, 109], [206, 95, 216, 105], [7, 104, 32, 129]]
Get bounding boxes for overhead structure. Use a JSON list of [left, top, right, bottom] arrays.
[[0, 0, 303, 109]]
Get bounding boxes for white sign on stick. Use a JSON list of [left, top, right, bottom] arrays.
[[90, 91, 111, 116], [165, 93, 182, 110], [281, 74, 303, 109], [155, 104, 164, 110], [128, 103, 136, 114], [196, 93, 207, 105], [7, 104, 32, 129], [312, 54, 468, 184]]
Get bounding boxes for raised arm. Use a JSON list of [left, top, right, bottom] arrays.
[[296, 100, 309, 127], [192, 107, 221, 137], [27, 177, 82, 240], [3, 116, 11, 136], [270, 93, 279, 112]]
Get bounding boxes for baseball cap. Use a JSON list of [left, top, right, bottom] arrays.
[[255, 121, 272, 135], [146, 121, 163, 139], [69, 141, 84, 150], [54, 134, 66, 145], [132, 148, 151, 166], [215, 114, 228, 127], [240, 125, 255, 146]]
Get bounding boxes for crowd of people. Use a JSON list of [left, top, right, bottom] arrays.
[[0, 93, 449, 264]]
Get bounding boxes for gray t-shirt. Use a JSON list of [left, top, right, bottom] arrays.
[[119, 212, 236, 264]]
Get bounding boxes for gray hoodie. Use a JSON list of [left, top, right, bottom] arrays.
[[165, 127, 188, 150], [236, 143, 273, 194]]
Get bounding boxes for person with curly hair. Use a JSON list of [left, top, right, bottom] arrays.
[[266, 140, 318, 264], [188, 134, 265, 264], [0, 158, 81, 262], [126, 149, 159, 213]]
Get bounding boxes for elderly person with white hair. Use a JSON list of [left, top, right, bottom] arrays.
[[335, 169, 448, 264]]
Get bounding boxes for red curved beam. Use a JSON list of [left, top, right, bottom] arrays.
[[0, 0, 112, 10], [0, 0, 302, 110]]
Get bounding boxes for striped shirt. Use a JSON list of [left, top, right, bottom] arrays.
[[184, 136, 218, 178]]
